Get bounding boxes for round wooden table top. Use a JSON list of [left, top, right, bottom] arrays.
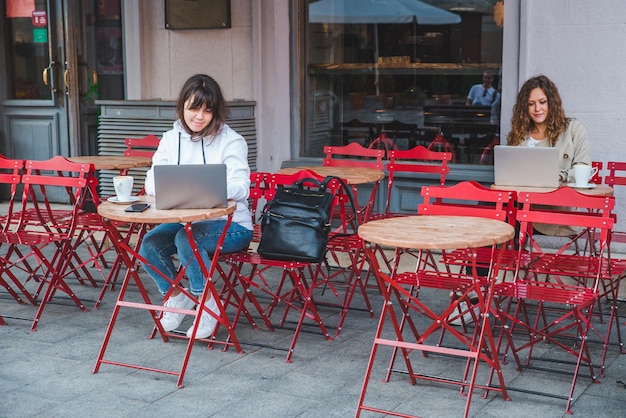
[[68, 155, 152, 170], [97, 195, 236, 224], [277, 165, 385, 184], [359, 215, 514, 250], [490, 183, 613, 197]]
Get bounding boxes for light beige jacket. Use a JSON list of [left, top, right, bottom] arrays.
[[519, 119, 591, 236]]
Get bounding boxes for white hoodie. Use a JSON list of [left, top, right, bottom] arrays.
[[144, 120, 252, 230]]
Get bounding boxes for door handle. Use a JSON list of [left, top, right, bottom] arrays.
[[91, 70, 98, 86], [64, 68, 70, 89], [42, 61, 57, 93]]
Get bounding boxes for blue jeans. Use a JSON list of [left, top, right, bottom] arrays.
[[139, 220, 252, 296]]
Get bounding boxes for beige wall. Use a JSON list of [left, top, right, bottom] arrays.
[[130, 0, 292, 173], [138, 0, 253, 101]]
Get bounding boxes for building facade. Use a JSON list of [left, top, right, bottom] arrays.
[[1, 0, 626, 229]]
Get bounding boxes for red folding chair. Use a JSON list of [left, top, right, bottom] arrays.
[[220, 170, 345, 362], [380, 181, 518, 374], [322, 144, 383, 333], [0, 157, 93, 330], [376, 145, 451, 220], [0, 156, 38, 306], [493, 187, 620, 414], [124, 134, 160, 158]]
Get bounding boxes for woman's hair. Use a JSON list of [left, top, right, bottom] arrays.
[[507, 75, 568, 146], [176, 74, 229, 139]]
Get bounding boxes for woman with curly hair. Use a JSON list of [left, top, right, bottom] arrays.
[[507, 75, 591, 184], [508, 75, 592, 236]]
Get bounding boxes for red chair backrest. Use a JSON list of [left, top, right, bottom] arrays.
[[323, 143, 384, 169], [0, 156, 25, 231], [20, 157, 92, 231], [382, 146, 451, 217], [605, 161, 626, 187], [590, 161, 603, 184], [418, 181, 514, 224], [515, 188, 615, 250], [249, 171, 268, 241], [124, 135, 160, 158], [388, 146, 451, 185]]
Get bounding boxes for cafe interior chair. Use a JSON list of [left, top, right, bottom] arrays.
[[0, 156, 93, 330], [426, 131, 456, 163], [366, 133, 398, 159], [219, 170, 345, 362], [341, 119, 375, 146], [478, 134, 500, 165], [493, 188, 620, 414]]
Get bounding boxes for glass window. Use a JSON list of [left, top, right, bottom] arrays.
[[303, 0, 503, 165], [5, 0, 51, 100]]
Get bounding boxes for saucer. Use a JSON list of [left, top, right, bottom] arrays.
[[567, 183, 596, 189], [108, 196, 140, 204]]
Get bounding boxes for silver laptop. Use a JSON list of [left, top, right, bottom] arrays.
[[493, 146, 561, 188], [154, 164, 228, 210]]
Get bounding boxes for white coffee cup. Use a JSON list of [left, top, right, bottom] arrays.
[[573, 164, 598, 187], [113, 176, 134, 201]]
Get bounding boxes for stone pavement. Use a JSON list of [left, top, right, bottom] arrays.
[[2, 241, 626, 417]]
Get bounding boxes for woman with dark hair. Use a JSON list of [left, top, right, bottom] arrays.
[[507, 75, 591, 183], [140, 74, 253, 339]]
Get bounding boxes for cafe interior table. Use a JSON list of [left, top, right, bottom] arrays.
[[356, 215, 515, 418], [92, 196, 240, 388]]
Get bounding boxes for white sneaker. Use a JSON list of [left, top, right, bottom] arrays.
[[160, 291, 196, 332], [186, 296, 220, 339]]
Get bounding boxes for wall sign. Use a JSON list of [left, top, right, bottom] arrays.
[[32, 10, 47, 27], [165, 0, 231, 30]]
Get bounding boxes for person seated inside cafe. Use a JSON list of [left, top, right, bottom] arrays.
[[466, 71, 498, 106]]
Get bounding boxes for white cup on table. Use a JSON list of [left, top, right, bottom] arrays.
[[573, 163, 598, 187], [113, 176, 134, 201]]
